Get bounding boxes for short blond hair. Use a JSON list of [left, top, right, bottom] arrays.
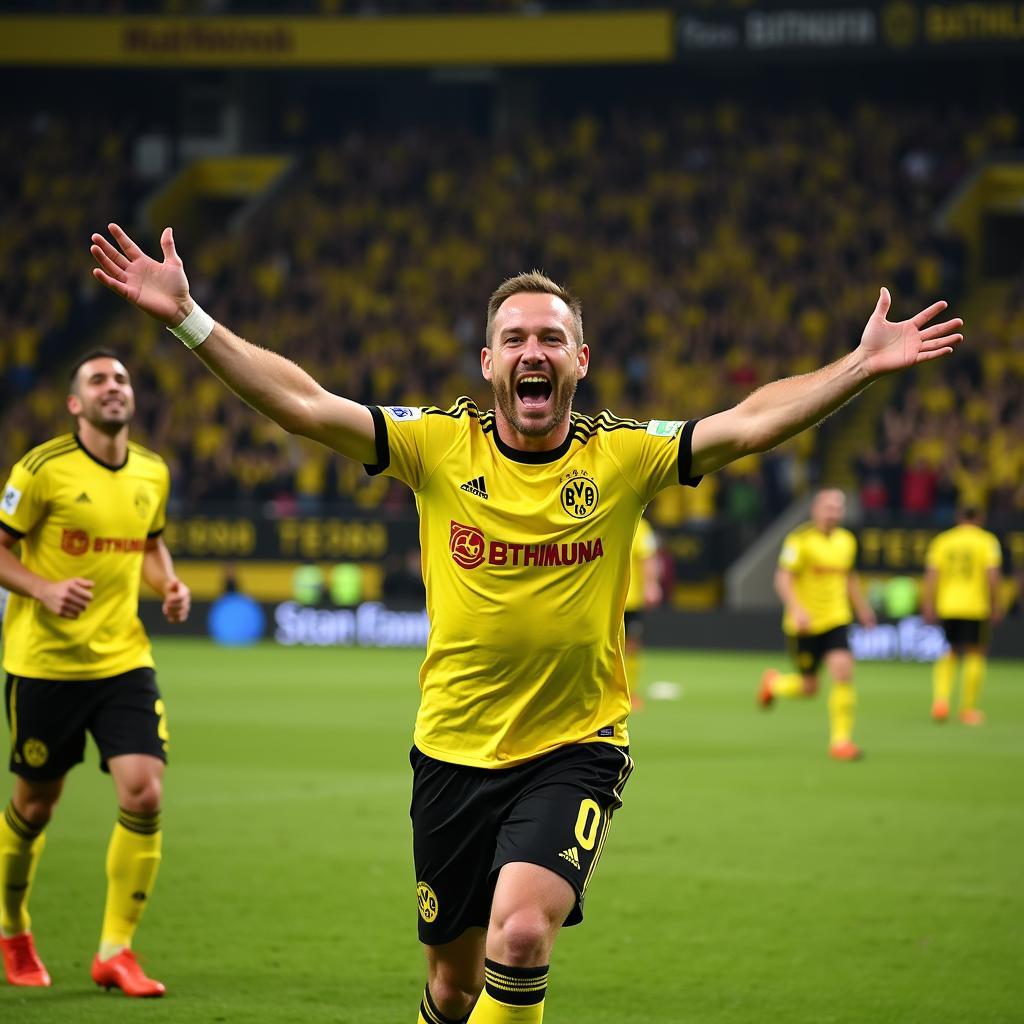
[[485, 270, 583, 348]]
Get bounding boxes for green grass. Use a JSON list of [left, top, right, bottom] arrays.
[[2, 641, 1021, 1022]]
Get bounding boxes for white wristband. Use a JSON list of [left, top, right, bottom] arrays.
[[167, 302, 215, 350]]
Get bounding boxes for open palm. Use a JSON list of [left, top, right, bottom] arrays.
[[91, 224, 191, 326], [859, 287, 963, 378]]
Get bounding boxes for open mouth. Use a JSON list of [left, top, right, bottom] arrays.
[[515, 375, 553, 410]]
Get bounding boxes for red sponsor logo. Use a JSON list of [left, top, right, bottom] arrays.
[[489, 538, 604, 566], [450, 521, 486, 569], [92, 537, 146, 554], [449, 520, 604, 569], [61, 529, 89, 556]]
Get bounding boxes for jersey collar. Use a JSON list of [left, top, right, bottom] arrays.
[[490, 421, 574, 465], [75, 433, 129, 471]]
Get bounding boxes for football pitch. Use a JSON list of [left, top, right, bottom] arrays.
[[2, 640, 1021, 1023]]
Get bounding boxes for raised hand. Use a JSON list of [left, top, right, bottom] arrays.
[[91, 224, 191, 327], [858, 287, 963, 379]]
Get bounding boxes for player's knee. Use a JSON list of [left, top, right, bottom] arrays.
[[427, 970, 481, 1020], [120, 776, 162, 815], [802, 676, 819, 696], [13, 791, 59, 827], [492, 908, 555, 966]]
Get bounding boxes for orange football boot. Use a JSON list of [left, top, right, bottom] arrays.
[[931, 700, 949, 722], [91, 950, 165, 997], [959, 709, 985, 726], [758, 669, 778, 709], [2, 932, 51, 987], [828, 740, 864, 761]]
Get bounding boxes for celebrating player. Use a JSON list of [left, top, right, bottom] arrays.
[[922, 508, 1004, 724], [0, 351, 190, 997], [758, 488, 876, 761], [90, 222, 961, 1023]]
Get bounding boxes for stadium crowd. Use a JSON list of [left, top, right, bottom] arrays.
[[855, 272, 1024, 529], [2, 98, 1017, 532]]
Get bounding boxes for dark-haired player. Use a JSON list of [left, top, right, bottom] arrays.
[[0, 351, 190, 996]]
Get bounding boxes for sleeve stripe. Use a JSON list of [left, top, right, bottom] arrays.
[[364, 406, 391, 477], [146, 528, 165, 539], [0, 520, 25, 539], [677, 418, 702, 487]]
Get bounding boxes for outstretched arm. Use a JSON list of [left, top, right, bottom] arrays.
[[690, 288, 963, 477], [90, 224, 376, 464]]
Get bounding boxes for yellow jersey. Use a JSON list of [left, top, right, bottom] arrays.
[[368, 399, 700, 768], [0, 434, 169, 680], [778, 524, 857, 636], [625, 517, 657, 612], [925, 523, 1002, 620]]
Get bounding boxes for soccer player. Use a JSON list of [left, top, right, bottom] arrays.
[[90, 222, 961, 1023], [0, 351, 190, 996], [921, 508, 1003, 725], [758, 488, 877, 760], [624, 517, 661, 710]]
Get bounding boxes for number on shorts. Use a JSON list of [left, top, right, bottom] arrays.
[[574, 798, 601, 851], [154, 699, 170, 743]]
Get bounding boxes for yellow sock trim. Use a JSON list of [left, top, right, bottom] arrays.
[[933, 653, 956, 705], [100, 818, 162, 950], [0, 808, 46, 936], [772, 673, 805, 699], [961, 653, 986, 712], [468, 988, 545, 1022], [828, 683, 856, 745]]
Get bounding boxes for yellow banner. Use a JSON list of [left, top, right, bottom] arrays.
[[0, 13, 673, 66]]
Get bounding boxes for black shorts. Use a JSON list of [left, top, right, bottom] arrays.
[[940, 618, 989, 650], [410, 742, 634, 946], [787, 625, 850, 675], [5, 668, 169, 781], [623, 609, 645, 642]]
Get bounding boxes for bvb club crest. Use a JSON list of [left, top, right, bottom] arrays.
[[560, 472, 600, 520], [417, 881, 439, 922], [134, 487, 152, 519], [23, 739, 49, 768], [450, 521, 485, 569]]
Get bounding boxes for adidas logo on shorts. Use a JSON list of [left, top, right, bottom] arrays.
[[558, 846, 581, 870]]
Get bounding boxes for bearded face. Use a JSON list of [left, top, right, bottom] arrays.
[[69, 358, 135, 435], [483, 292, 588, 447]]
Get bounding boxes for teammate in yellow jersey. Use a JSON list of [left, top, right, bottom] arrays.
[[0, 351, 190, 996], [922, 508, 1003, 725], [624, 517, 661, 710], [91, 219, 962, 1024], [758, 489, 876, 761]]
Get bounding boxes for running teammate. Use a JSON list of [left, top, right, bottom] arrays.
[[922, 508, 1003, 724]]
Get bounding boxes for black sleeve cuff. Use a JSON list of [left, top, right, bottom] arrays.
[[677, 418, 703, 488], [0, 520, 25, 539], [364, 406, 391, 477], [146, 527, 165, 539]]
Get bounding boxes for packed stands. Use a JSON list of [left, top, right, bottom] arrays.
[[2, 93, 1016, 537]]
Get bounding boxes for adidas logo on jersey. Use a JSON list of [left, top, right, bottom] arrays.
[[558, 846, 581, 870], [460, 475, 489, 499], [75, 492, 92, 503]]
